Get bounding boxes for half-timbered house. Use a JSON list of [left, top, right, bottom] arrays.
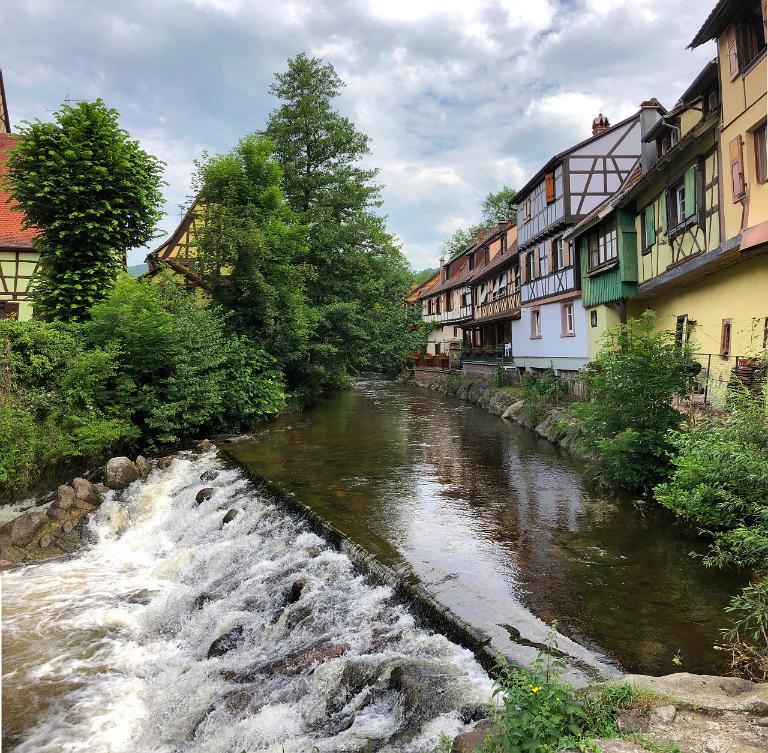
[[512, 111, 644, 373], [143, 200, 205, 290], [0, 72, 39, 321]]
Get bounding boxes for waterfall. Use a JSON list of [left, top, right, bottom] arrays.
[[2, 452, 492, 752]]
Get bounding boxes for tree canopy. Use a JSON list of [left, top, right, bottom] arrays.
[[3, 99, 165, 321]]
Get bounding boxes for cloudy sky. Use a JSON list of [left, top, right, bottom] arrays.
[[3, 0, 716, 268]]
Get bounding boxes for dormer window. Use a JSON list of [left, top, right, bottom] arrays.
[[468, 255, 475, 271]]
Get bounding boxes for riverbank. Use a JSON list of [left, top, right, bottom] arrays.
[[403, 371, 583, 456]]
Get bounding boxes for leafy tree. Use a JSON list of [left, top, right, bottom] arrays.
[[572, 312, 690, 490], [481, 185, 517, 225], [3, 99, 165, 321], [264, 53, 412, 396], [411, 267, 437, 286], [192, 135, 312, 368], [440, 186, 517, 260]]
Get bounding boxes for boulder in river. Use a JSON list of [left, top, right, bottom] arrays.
[[207, 625, 244, 659], [196, 439, 215, 453], [0, 510, 48, 547], [195, 487, 215, 506], [222, 508, 238, 525], [135, 455, 152, 478], [46, 505, 71, 522], [105, 457, 140, 490], [72, 478, 102, 508], [200, 470, 219, 482], [52, 484, 76, 511]]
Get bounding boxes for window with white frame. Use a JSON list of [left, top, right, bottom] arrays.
[[561, 302, 575, 336], [530, 307, 541, 338], [587, 219, 618, 270], [555, 238, 565, 271]]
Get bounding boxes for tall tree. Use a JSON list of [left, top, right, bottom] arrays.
[[441, 186, 517, 260], [192, 135, 311, 368], [264, 54, 412, 395], [3, 100, 165, 321]]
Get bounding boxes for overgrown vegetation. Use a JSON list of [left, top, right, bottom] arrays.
[[571, 313, 690, 491], [0, 275, 284, 499], [520, 368, 565, 426], [3, 100, 165, 321], [480, 628, 676, 753], [655, 384, 768, 680]]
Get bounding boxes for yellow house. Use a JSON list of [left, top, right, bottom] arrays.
[[621, 3, 768, 402], [0, 72, 39, 321]]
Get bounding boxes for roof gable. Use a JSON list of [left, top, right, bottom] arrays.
[[0, 133, 38, 249]]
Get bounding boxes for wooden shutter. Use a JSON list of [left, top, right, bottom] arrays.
[[546, 239, 555, 273], [659, 192, 667, 231], [720, 319, 732, 358], [644, 206, 656, 247], [725, 24, 739, 80], [729, 136, 745, 201], [562, 240, 571, 268], [684, 165, 697, 219], [521, 253, 529, 283], [534, 247, 541, 278], [560, 304, 568, 335], [545, 172, 556, 204]]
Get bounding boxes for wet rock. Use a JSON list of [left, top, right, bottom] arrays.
[[452, 719, 494, 753], [47, 504, 71, 522], [0, 543, 25, 565], [125, 589, 154, 604], [283, 603, 313, 631], [196, 439, 215, 453], [135, 455, 151, 478], [72, 477, 102, 508], [286, 579, 307, 605], [52, 484, 76, 511], [222, 508, 238, 525], [200, 470, 219, 482], [105, 457, 140, 490], [193, 591, 214, 610], [207, 625, 244, 659], [156, 456, 175, 470], [649, 704, 677, 726], [224, 688, 254, 713], [195, 487, 215, 505], [0, 510, 48, 547], [37, 532, 52, 548], [272, 643, 349, 676], [61, 520, 75, 534]]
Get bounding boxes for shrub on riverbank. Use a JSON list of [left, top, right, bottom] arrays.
[[0, 275, 284, 499], [571, 313, 690, 491], [655, 385, 768, 679]]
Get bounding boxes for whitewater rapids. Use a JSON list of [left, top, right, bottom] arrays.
[[2, 451, 492, 752]]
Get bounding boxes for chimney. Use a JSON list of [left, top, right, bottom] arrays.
[[639, 98, 665, 174], [592, 113, 611, 137], [439, 256, 447, 281]]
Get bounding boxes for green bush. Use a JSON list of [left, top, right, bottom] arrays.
[[0, 275, 285, 498], [520, 369, 563, 426], [573, 313, 689, 491]]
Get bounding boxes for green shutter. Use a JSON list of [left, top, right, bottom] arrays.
[[659, 192, 667, 231], [645, 206, 656, 246], [684, 165, 697, 218]]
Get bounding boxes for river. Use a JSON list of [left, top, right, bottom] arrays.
[[2, 379, 743, 751]]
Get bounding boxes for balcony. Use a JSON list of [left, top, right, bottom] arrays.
[[461, 345, 515, 366], [422, 304, 473, 325], [473, 290, 521, 323]]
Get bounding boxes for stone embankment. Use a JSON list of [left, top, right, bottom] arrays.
[[0, 453, 153, 569], [404, 372, 582, 456]]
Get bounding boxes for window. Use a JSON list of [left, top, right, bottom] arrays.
[[530, 307, 541, 338], [730, 136, 746, 200], [454, 327, 459, 337], [501, 233, 508, 254], [641, 204, 656, 253], [554, 238, 565, 272], [763, 317, 768, 349], [445, 291, 453, 311], [755, 123, 768, 184], [468, 255, 475, 270], [561, 303, 575, 336], [435, 342, 442, 355], [525, 251, 536, 281], [675, 314, 689, 348], [538, 244, 548, 277], [460, 292, 469, 307], [483, 248, 489, 265], [737, 2, 767, 71], [720, 318, 732, 359], [587, 219, 618, 270], [668, 165, 698, 227], [0, 301, 19, 320], [590, 310, 598, 328], [545, 172, 556, 204], [524, 196, 531, 222]]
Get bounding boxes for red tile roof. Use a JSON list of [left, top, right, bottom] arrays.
[[0, 133, 37, 248]]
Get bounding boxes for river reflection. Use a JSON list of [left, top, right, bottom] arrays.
[[226, 379, 743, 678]]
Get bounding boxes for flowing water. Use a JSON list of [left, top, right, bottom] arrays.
[[2, 452, 492, 752], [226, 379, 744, 679]]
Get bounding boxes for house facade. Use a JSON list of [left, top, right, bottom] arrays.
[[512, 112, 644, 373], [614, 1, 768, 401], [0, 72, 39, 321]]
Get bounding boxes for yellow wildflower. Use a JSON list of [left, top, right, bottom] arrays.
[[531, 686, 542, 693]]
